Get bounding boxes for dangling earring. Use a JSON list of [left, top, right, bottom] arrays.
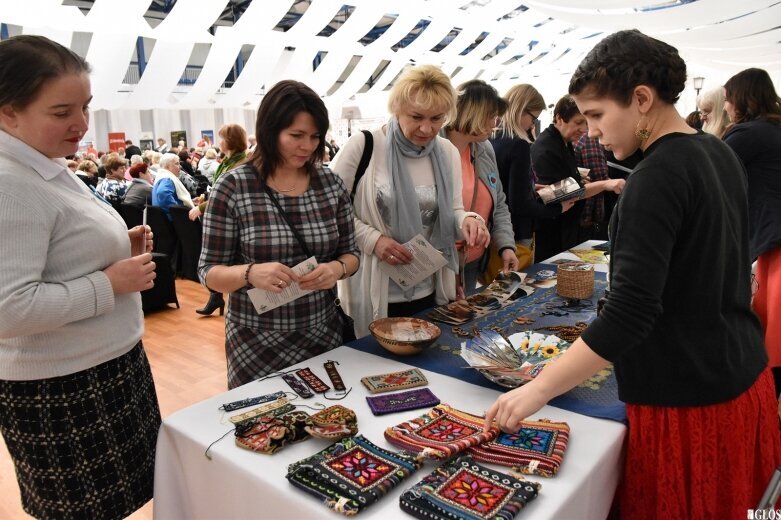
[[635, 116, 650, 141]]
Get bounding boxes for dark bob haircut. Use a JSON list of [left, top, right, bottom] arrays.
[[569, 29, 686, 106], [0, 35, 90, 109], [553, 95, 581, 123], [251, 80, 329, 181], [723, 68, 781, 126]]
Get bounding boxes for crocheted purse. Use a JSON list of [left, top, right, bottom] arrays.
[[304, 405, 359, 440], [234, 410, 310, 455], [399, 455, 541, 520], [286, 434, 422, 516], [468, 419, 570, 477], [384, 404, 499, 460], [365, 388, 440, 416]]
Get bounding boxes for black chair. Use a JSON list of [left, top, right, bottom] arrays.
[[145, 205, 179, 269], [169, 206, 202, 282], [141, 252, 179, 313], [118, 203, 144, 229]]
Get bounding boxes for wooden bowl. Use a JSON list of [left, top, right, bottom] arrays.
[[368, 317, 441, 356]]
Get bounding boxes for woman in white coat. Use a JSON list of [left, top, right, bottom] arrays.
[[330, 64, 490, 336]]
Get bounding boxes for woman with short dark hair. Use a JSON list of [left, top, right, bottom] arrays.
[[486, 30, 781, 519], [0, 35, 159, 519], [198, 80, 359, 387]]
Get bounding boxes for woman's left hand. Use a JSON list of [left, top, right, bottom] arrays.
[[298, 262, 340, 291], [462, 217, 491, 249], [501, 248, 519, 272], [129, 225, 153, 256]]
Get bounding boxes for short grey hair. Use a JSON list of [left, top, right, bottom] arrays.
[[159, 152, 179, 169]]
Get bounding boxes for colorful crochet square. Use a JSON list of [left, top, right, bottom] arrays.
[[360, 368, 428, 394], [326, 447, 396, 490], [365, 388, 440, 416], [286, 435, 423, 516], [384, 404, 499, 460], [438, 468, 512, 517], [399, 456, 541, 520], [468, 419, 570, 477]]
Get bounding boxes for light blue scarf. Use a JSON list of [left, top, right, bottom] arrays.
[[386, 117, 458, 274]]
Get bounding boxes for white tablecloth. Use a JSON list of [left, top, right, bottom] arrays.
[[154, 347, 625, 519], [542, 240, 610, 273]]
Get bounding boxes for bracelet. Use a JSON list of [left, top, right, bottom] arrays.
[[244, 262, 256, 287], [336, 260, 348, 280]]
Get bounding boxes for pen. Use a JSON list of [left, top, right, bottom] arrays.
[[142, 206, 148, 253]]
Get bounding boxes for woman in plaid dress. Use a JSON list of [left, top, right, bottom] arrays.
[[198, 80, 359, 388]]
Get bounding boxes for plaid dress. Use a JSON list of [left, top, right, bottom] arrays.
[[199, 164, 358, 388]]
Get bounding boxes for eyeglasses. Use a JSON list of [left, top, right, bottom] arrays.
[[526, 111, 539, 123]]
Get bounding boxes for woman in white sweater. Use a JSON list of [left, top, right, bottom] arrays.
[[331, 65, 490, 336], [0, 36, 159, 519]]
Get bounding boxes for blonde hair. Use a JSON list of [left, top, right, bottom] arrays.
[[502, 84, 546, 142], [387, 64, 457, 122], [77, 160, 97, 174], [697, 87, 729, 139], [447, 80, 507, 136]]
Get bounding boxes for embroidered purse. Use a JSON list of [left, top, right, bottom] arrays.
[[361, 368, 428, 394], [468, 419, 570, 478], [384, 404, 499, 460], [399, 455, 541, 520], [286, 434, 422, 516], [304, 405, 359, 440], [365, 388, 440, 416], [234, 410, 310, 454]]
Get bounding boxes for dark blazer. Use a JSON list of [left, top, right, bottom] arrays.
[[530, 124, 584, 260], [125, 145, 142, 160]]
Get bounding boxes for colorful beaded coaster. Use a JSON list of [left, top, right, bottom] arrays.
[[296, 367, 330, 393], [360, 368, 428, 394], [365, 388, 440, 416], [281, 373, 313, 398], [304, 404, 359, 440], [323, 360, 347, 392], [286, 435, 423, 516], [384, 404, 499, 460], [468, 419, 570, 477], [399, 455, 541, 520], [234, 410, 310, 455], [228, 397, 291, 424]]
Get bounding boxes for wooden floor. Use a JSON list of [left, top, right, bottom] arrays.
[[0, 280, 228, 520]]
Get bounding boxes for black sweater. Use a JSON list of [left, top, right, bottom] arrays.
[[723, 119, 781, 260], [581, 132, 767, 406], [490, 134, 561, 241], [530, 125, 585, 260]]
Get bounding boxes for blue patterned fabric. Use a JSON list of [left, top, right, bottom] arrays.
[[347, 263, 626, 423]]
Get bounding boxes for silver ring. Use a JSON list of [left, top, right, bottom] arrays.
[[389, 254, 395, 261], [276, 280, 284, 288]]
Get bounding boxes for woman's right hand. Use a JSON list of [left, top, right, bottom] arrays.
[[247, 262, 299, 293], [104, 253, 156, 294], [373, 236, 413, 265]]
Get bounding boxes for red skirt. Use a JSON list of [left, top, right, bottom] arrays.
[[754, 247, 781, 368], [620, 368, 781, 519]]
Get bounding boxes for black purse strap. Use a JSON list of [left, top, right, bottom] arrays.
[[262, 183, 314, 259], [349, 130, 373, 202], [262, 182, 346, 305]]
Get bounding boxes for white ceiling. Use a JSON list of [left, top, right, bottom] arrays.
[[2, 0, 779, 116]]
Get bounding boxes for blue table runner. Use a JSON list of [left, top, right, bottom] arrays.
[[346, 264, 626, 423]]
